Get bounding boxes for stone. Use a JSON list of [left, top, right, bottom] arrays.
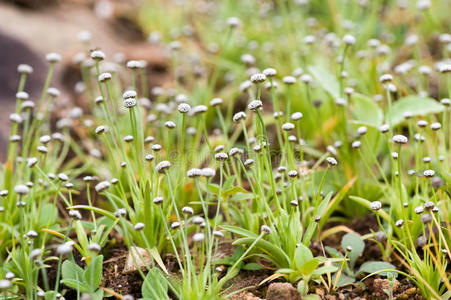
[[266, 282, 301, 300], [122, 246, 152, 274]]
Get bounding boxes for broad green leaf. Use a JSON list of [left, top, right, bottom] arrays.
[[332, 273, 355, 287], [84, 255, 103, 291], [341, 233, 364, 269], [142, 268, 169, 300], [294, 244, 313, 270], [232, 237, 290, 268], [300, 258, 319, 275], [242, 262, 263, 271], [38, 204, 58, 226], [312, 265, 339, 276], [223, 186, 248, 197], [389, 96, 444, 126], [358, 261, 397, 278], [75, 221, 89, 254], [308, 66, 340, 99], [350, 93, 383, 127], [61, 260, 88, 291]]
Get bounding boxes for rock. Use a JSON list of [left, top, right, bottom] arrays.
[[371, 278, 400, 298], [122, 246, 152, 274], [266, 282, 301, 300], [230, 292, 262, 300]]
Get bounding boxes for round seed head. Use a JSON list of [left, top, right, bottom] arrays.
[[114, 208, 127, 217], [171, 221, 181, 230], [21, 100, 35, 110], [357, 126, 367, 136], [379, 74, 393, 83], [263, 68, 277, 77], [250, 73, 266, 83], [326, 157, 338, 166], [351, 141, 361, 149], [98, 72, 112, 82], [283, 76, 297, 85], [193, 232, 205, 242], [95, 181, 110, 193], [424, 169, 435, 177], [134, 223, 145, 231], [375, 231, 387, 242], [244, 159, 254, 168], [153, 197, 163, 205], [417, 120, 428, 127], [190, 105, 208, 115], [126, 60, 142, 69], [343, 34, 356, 45], [215, 152, 229, 161], [187, 168, 202, 178], [30, 248, 42, 260], [392, 134, 408, 144], [370, 201, 382, 211], [9, 113, 22, 124], [145, 154, 154, 162], [395, 219, 404, 228], [210, 97, 223, 107], [123, 98, 137, 108], [90, 50, 105, 61], [95, 125, 106, 135], [300, 74, 312, 84], [248, 100, 263, 111], [431, 122, 441, 130], [229, 147, 243, 157], [46, 52, 61, 63], [88, 243, 101, 252], [201, 168, 216, 177], [0, 279, 12, 290], [227, 17, 241, 28], [440, 98, 450, 106], [178, 103, 191, 113], [233, 111, 247, 122], [123, 90, 137, 99], [17, 64, 33, 74], [260, 225, 271, 234], [288, 170, 298, 178], [58, 173, 69, 182], [165, 121, 176, 129], [57, 242, 73, 255], [16, 92, 29, 101], [151, 144, 162, 151], [68, 210, 82, 220], [282, 122, 295, 131], [155, 161, 171, 173], [124, 135, 134, 143], [14, 184, 29, 195], [291, 112, 303, 121]]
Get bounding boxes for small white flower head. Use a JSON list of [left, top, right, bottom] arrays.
[[152, 144, 162, 151], [214, 145, 225, 153], [370, 201, 382, 211], [351, 140, 361, 149], [145, 154, 154, 162], [326, 157, 338, 166], [16, 91, 29, 100], [30, 248, 42, 260], [90, 50, 105, 61], [392, 134, 408, 144], [263, 68, 277, 77], [416, 0, 431, 10], [21, 100, 35, 110], [9, 113, 22, 124], [95, 181, 110, 193], [123, 90, 137, 99], [95, 96, 104, 105], [177, 99, 191, 114], [335, 98, 347, 106], [343, 34, 356, 45], [260, 225, 271, 234], [250, 73, 267, 83], [187, 168, 202, 178], [88, 243, 101, 252], [0, 279, 12, 290], [114, 208, 127, 217], [210, 97, 223, 107], [98, 72, 112, 83], [123, 98, 137, 108], [26, 157, 38, 168], [153, 197, 163, 205], [165, 121, 176, 129], [134, 223, 145, 231], [233, 111, 247, 123], [17, 64, 33, 74], [14, 184, 29, 195], [248, 100, 263, 111], [395, 219, 404, 228], [227, 17, 242, 28], [56, 242, 73, 255], [430, 122, 441, 131], [144, 136, 155, 144], [111, 178, 119, 185], [439, 63, 451, 74], [213, 230, 224, 238], [414, 206, 424, 214], [156, 161, 171, 173], [0, 190, 9, 197], [241, 54, 256, 66], [291, 112, 303, 121], [229, 147, 244, 157], [46, 52, 61, 63], [190, 105, 208, 116], [391, 152, 399, 159], [201, 168, 216, 177], [282, 122, 295, 131], [417, 120, 428, 128], [357, 126, 367, 136], [95, 125, 107, 135], [193, 216, 205, 225], [440, 98, 450, 106], [126, 60, 142, 69], [288, 170, 298, 178], [27, 230, 38, 239], [171, 221, 181, 230], [424, 169, 435, 177], [68, 210, 82, 220], [124, 135, 134, 143], [47, 88, 60, 99], [282, 76, 297, 85], [215, 152, 229, 161], [244, 159, 254, 168], [290, 200, 299, 207], [58, 173, 69, 182], [424, 201, 435, 210], [39, 135, 51, 144], [379, 74, 393, 83], [193, 232, 205, 242]]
